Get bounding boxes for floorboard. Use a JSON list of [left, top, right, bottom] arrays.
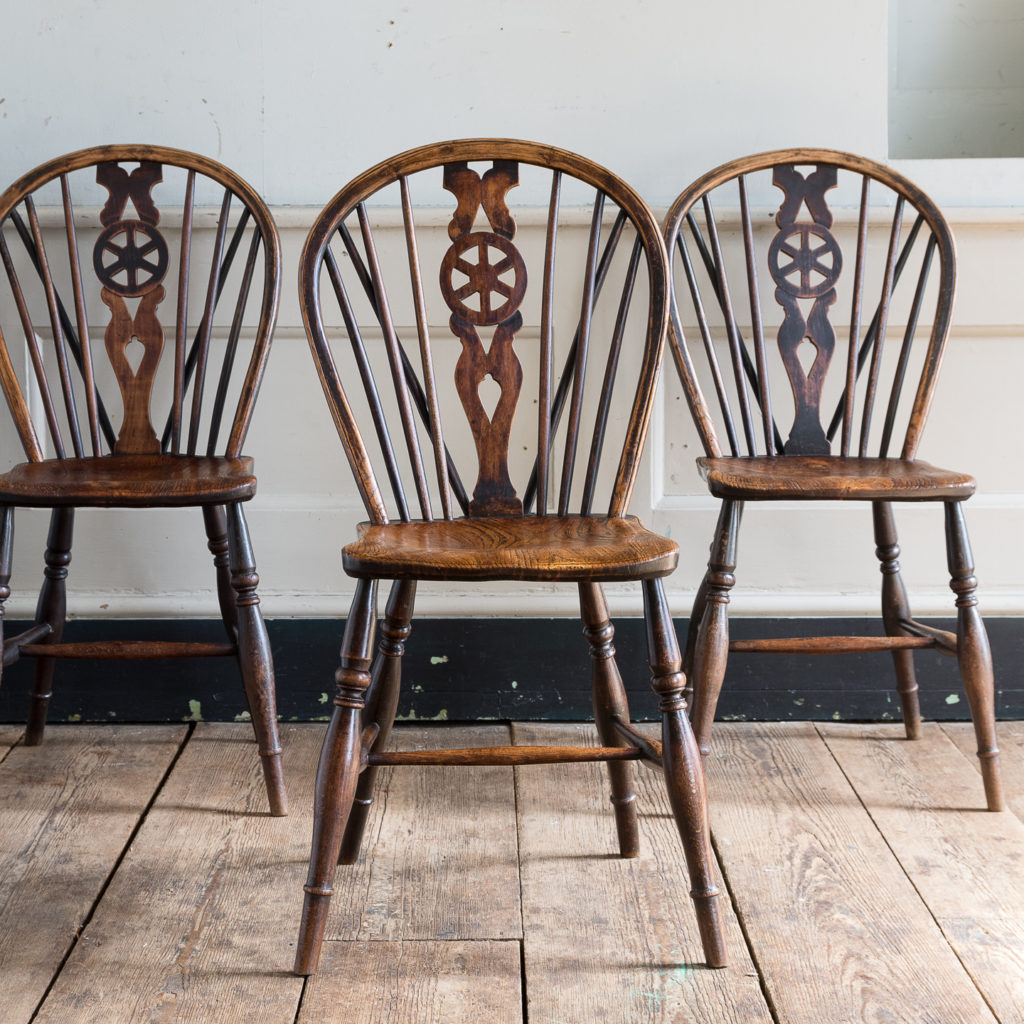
[[705, 722, 998, 1024], [821, 722, 1024, 1024], [0, 725, 186, 1024], [1, 721, 1020, 1023], [514, 723, 772, 1024]]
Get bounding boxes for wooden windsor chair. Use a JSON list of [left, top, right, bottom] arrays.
[[294, 139, 727, 974], [663, 148, 1002, 812], [0, 145, 286, 816]]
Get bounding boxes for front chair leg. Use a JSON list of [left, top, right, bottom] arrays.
[[26, 508, 74, 746], [945, 501, 1004, 812], [226, 502, 287, 816], [579, 581, 639, 858], [689, 499, 740, 755], [873, 501, 922, 739], [204, 505, 238, 641], [338, 578, 416, 865], [643, 577, 727, 968], [296, 578, 377, 976]]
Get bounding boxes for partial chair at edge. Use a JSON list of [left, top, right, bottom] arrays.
[[293, 139, 726, 974], [663, 148, 1002, 811], [0, 145, 286, 816]]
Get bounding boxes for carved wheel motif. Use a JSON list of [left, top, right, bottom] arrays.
[[768, 224, 841, 298], [93, 220, 169, 296], [440, 231, 526, 326]]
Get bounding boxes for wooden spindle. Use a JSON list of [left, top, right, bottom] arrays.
[[537, 170, 561, 516], [0, 322, 43, 460], [207, 228, 261, 455], [859, 197, 904, 456], [60, 174, 100, 455], [580, 238, 641, 515], [523, 210, 626, 513], [702, 195, 756, 455], [826, 214, 924, 444], [401, 176, 451, 519], [0, 227, 65, 457], [677, 223, 740, 456], [358, 204, 432, 519], [879, 234, 936, 458], [557, 193, 605, 515], [186, 188, 233, 455], [172, 169, 196, 454], [738, 176, 774, 455], [841, 178, 871, 457], [323, 246, 410, 520], [26, 197, 83, 457]]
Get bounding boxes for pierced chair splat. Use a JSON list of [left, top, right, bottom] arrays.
[[0, 145, 286, 816], [294, 139, 727, 974], [663, 148, 1002, 812]]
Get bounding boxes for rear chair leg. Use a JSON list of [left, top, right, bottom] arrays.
[[643, 577, 727, 968], [580, 581, 639, 858], [339, 578, 416, 865], [945, 501, 1004, 812], [689, 499, 740, 756], [873, 501, 922, 739], [226, 503, 287, 816], [26, 508, 74, 746], [0, 507, 13, 695], [204, 505, 238, 640], [295, 578, 377, 975]]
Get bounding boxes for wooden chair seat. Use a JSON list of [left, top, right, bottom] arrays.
[[0, 456, 257, 508], [697, 456, 975, 501], [342, 515, 679, 581]]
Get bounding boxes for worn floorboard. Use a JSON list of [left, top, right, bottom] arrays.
[[705, 722, 999, 1024], [514, 722, 772, 1024], [298, 941, 522, 1023], [2, 721, 1021, 1023], [0, 725, 186, 1024], [821, 722, 1024, 1024], [30, 723, 315, 1024]]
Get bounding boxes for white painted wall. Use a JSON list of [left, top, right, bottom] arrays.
[[3, 1, 1023, 621]]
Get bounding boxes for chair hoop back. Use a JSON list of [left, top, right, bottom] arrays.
[[663, 148, 956, 461], [0, 145, 281, 463], [300, 139, 669, 524]]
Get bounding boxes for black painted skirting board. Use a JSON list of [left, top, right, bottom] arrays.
[[1, 616, 1022, 725]]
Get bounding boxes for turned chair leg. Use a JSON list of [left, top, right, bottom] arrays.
[[873, 501, 922, 739], [26, 508, 74, 746], [204, 505, 239, 640], [689, 499, 740, 756], [0, 507, 12, 696], [579, 581, 639, 858], [945, 502, 1004, 812], [643, 577, 727, 968], [338, 578, 416, 865], [225, 503, 287, 817], [295, 578, 377, 976]]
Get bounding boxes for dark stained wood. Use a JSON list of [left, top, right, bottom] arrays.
[[343, 514, 678, 581], [697, 455, 976, 500], [0, 455, 257, 507], [705, 723, 999, 1023], [663, 149, 999, 812], [0, 726, 187, 1024], [945, 720, 1024, 821], [296, 140, 721, 977], [0, 145, 284, 816], [821, 722, 1024, 1022]]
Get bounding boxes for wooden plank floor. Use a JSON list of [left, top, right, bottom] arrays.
[[1, 721, 1021, 1023]]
